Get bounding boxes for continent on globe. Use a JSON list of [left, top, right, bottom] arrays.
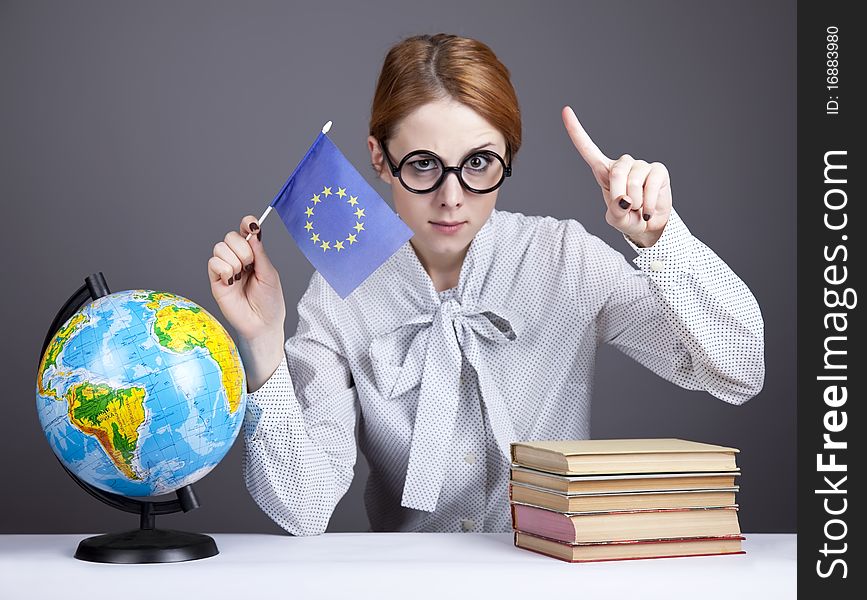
[[37, 312, 89, 401], [66, 380, 147, 481], [149, 297, 244, 413]]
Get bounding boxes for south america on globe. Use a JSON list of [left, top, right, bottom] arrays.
[[36, 289, 247, 497]]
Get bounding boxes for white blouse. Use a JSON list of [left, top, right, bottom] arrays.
[[241, 206, 765, 535]]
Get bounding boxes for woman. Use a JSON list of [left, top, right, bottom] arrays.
[[207, 33, 765, 535]]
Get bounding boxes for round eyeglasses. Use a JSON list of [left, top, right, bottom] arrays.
[[379, 138, 512, 195]]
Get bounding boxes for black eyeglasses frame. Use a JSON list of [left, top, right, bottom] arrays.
[[378, 138, 512, 194]]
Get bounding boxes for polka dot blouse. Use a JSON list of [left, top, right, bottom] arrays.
[[241, 206, 765, 535]]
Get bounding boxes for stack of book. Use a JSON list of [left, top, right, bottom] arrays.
[[509, 438, 745, 563]]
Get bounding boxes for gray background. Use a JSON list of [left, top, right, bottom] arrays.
[[0, 0, 795, 534]]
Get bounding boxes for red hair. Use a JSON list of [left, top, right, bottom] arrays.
[[369, 33, 522, 173]]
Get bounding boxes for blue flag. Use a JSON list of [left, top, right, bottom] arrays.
[[269, 130, 414, 298]]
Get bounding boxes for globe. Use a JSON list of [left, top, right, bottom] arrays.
[[36, 288, 247, 498]]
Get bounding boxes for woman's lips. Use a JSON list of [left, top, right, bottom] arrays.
[[430, 221, 466, 234]]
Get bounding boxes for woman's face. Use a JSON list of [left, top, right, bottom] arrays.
[[367, 98, 507, 266]]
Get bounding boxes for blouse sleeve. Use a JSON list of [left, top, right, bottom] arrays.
[[590, 207, 765, 405], [242, 272, 358, 535]]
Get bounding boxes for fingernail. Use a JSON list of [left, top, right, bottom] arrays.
[[244, 263, 254, 272], [250, 222, 259, 232], [257, 231, 262, 241], [227, 277, 234, 286], [234, 272, 242, 281], [618, 197, 631, 210], [643, 213, 652, 221]]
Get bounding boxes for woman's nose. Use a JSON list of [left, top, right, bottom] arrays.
[[437, 171, 464, 207]]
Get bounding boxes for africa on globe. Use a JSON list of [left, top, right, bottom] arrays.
[[36, 289, 247, 497]]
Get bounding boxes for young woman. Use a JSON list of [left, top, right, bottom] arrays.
[[207, 33, 765, 535]]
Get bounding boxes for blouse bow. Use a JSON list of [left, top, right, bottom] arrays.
[[368, 297, 522, 513]]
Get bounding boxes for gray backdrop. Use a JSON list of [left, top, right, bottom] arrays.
[[0, 0, 795, 534]]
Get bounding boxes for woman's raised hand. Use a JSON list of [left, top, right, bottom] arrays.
[[208, 216, 286, 389], [561, 105, 672, 248]]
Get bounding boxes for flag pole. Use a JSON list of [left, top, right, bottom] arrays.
[[245, 120, 333, 241]]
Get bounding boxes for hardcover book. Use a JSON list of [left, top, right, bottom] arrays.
[[510, 438, 739, 476], [509, 465, 740, 494], [514, 531, 746, 563], [510, 502, 742, 544], [509, 481, 739, 513]]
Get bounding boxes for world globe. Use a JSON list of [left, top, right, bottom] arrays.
[[36, 288, 247, 498]]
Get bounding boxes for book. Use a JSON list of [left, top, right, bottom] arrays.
[[509, 481, 739, 513], [514, 531, 746, 563], [510, 502, 742, 544], [510, 438, 739, 475], [510, 465, 740, 494]]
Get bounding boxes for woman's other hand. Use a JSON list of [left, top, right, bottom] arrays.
[[561, 105, 672, 248]]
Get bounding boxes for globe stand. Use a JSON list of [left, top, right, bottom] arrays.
[[42, 272, 219, 563]]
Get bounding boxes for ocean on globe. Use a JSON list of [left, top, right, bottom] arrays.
[[36, 289, 247, 497]]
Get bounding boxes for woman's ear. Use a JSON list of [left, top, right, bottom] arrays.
[[368, 135, 392, 185]]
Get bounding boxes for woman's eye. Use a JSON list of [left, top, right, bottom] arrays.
[[466, 154, 491, 171], [410, 158, 438, 171]]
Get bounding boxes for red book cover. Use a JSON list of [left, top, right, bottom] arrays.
[[510, 502, 741, 543], [513, 530, 747, 563]]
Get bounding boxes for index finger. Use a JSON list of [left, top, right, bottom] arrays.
[[562, 105, 612, 173]]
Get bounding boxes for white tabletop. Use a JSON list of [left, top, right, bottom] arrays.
[[0, 532, 795, 600]]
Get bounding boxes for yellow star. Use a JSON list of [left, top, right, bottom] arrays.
[[311, 194, 321, 204], [346, 233, 358, 245], [354, 207, 366, 219], [336, 187, 347, 198], [320, 240, 330, 251], [334, 240, 345, 251], [304, 221, 314, 231], [353, 221, 365, 233], [305, 206, 314, 217], [310, 232, 320, 243], [322, 186, 332, 197], [347, 195, 359, 206]]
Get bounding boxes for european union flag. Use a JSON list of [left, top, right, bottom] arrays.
[[269, 129, 414, 298]]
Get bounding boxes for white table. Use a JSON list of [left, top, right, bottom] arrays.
[[0, 532, 796, 599]]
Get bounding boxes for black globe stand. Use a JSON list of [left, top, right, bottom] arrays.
[[41, 272, 219, 563]]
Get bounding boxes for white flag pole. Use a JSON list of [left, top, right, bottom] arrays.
[[245, 120, 333, 241]]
